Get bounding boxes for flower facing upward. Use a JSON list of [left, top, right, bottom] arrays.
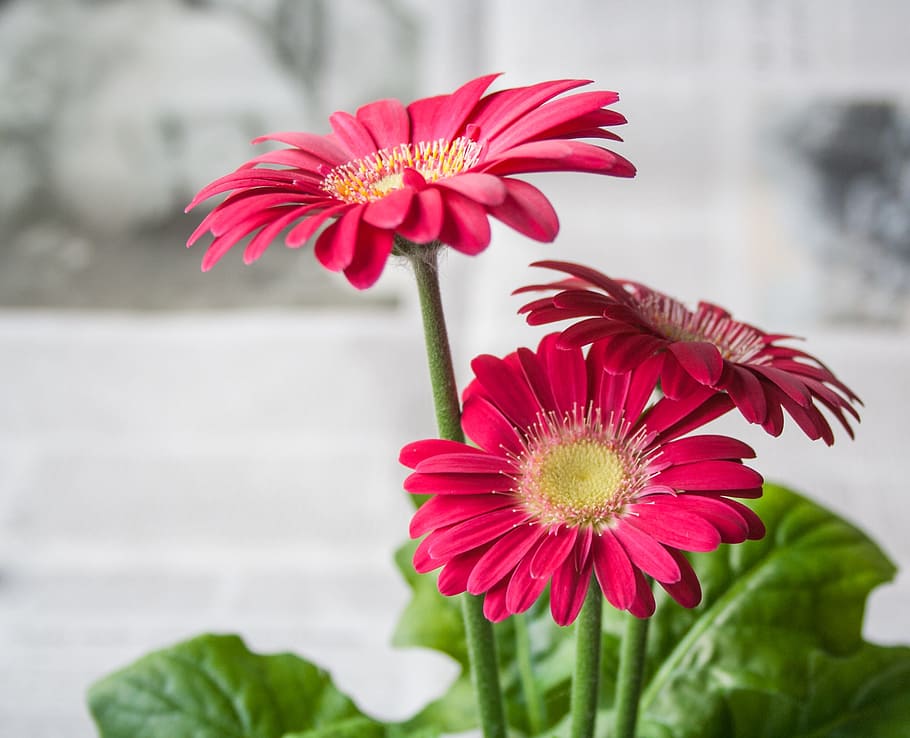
[[517, 261, 861, 445], [401, 336, 764, 625], [186, 75, 634, 288]]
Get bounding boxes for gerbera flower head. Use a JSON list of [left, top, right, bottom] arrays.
[[186, 75, 635, 288], [400, 335, 764, 625], [517, 261, 862, 445]]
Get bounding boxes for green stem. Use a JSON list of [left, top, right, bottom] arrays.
[[406, 242, 463, 443], [405, 242, 507, 738], [514, 612, 545, 735], [570, 580, 603, 738], [613, 612, 650, 738]]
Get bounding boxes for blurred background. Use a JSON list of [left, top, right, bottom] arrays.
[[1, 0, 908, 735]]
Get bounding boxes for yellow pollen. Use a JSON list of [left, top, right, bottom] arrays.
[[322, 137, 482, 204], [537, 440, 626, 511]]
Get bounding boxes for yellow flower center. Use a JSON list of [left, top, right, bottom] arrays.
[[322, 137, 482, 204], [537, 440, 626, 512]]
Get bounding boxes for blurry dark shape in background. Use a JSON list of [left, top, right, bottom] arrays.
[[783, 100, 910, 325], [0, 0, 419, 310]]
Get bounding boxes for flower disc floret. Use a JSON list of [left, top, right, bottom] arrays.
[[322, 137, 483, 203], [638, 293, 767, 364], [515, 410, 653, 530]]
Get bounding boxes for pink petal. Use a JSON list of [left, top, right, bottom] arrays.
[[657, 435, 756, 465], [601, 334, 663, 373], [413, 532, 440, 573], [435, 173, 508, 206], [473, 79, 591, 142], [628, 568, 656, 618], [396, 187, 444, 244], [749, 365, 812, 407], [461, 395, 524, 456], [362, 188, 415, 228], [431, 73, 501, 140], [667, 341, 724, 385], [409, 493, 515, 538], [531, 108, 627, 141], [721, 364, 768, 424], [487, 90, 624, 155], [428, 507, 528, 559], [403, 471, 513, 496], [482, 580, 511, 622], [399, 439, 484, 469], [285, 203, 349, 247], [723, 498, 766, 539], [240, 148, 328, 171], [505, 554, 551, 614], [658, 549, 702, 608], [252, 132, 348, 164], [529, 260, 633, 301], [551, 289, 616, 312], [468, 524, 544, 593], [438, 190, 492, 255], [764, 384, 831, 444], [643, 389, 733, 441], [612, 522, 681, 583], [208, 192, 311, 236], [625, 504, 722, 552], [661, 354, 704, 399], [243, 206, 314, 264], [587, 341, 629, 407], [653, 460, 763, 492], [186, 170, 302, 210], [415, 452, 513, 475], [529, 526, 579, 579], [670, 495, 750, 544], [408, 94, 448, 144], [199, 209, 276, 270], [471, 353, 543, 431], [625, 354, 665, 420], [538, 334, 588, 415], [487, 179, 559, 242], [483, 141, 634, 177], [328, 110, 378, 158], [592, 529, 637, 610], [438, 545, 491, 596], [516, 347, 560, 411], [342, 225, 393, 288], [550, 546, 594, 626], [355, 98, 410, 149], [314, 205, 361, 271]]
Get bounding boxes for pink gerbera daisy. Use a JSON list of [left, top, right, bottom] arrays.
[[517, 261, 861, 445], [185, 75, 634, 288], [400, 335, 764, 625]]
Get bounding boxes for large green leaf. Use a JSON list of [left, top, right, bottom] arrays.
[[394, 484, 907, 737], [88, 634, 436, 738]]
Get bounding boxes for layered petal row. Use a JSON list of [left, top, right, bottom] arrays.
[[517, 261, 862, 445]]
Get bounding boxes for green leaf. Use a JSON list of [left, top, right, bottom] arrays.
[[637, 483, 899, 737], [88, 633, 436, 738], [394, 484, 907, 737]]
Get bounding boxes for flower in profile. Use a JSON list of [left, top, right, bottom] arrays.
[[186, 75, 634, 288], [517, 261, 861, 445], [400, 336, 764, 625]]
